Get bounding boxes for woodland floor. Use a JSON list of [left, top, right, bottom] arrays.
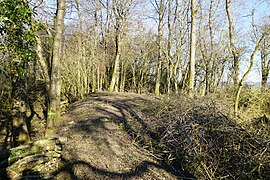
[[51, 92, 184, 180], [1, 91, 268, 179]]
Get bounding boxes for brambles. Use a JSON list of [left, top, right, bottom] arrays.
[[138, 93, 270, 179]]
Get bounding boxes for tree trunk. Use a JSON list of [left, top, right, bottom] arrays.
[[226, 0, 239, 87], [109, 13, 122, 92], [155, 0, 165, 96], [46, 0, 66, 138], [92, 66, 96, 93], [261, 43, 270, 92], [109, 45, 121, 92], [174, 52, 181, 93], [207, 0, 215, 94], [155, 61, 162, 96], [234, 32, 269, 114], [120, 61, 126, 92], [12, 103, 30, 146], [138, 58, 148, 94], [97, 66, 100, 91], [188, 0, 197, 97], [205, 64, 210, 95]]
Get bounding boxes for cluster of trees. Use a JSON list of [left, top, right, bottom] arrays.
[[0, 0, 65, 143], [59, 0, 270, 107], [0, 0, 270, 143]]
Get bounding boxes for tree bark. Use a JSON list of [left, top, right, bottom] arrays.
[[234, 31, 270, 114], [261, 39, 270, 92], [46, 0, 66, 138], [109, 0, 129, 92], [109, 36, 121, 92], [188, 0, 197, 97], [120, 61, 126, 92], [154, 0, 165, 96], [75, 0, 84, 98], [226, 0, 239, 87]]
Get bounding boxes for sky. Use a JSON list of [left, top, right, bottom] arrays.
[[238, 0, 270, 83]]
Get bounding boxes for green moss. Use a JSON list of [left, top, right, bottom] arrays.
[[95, 139, 104, 148], [10, 149, 27, 158]]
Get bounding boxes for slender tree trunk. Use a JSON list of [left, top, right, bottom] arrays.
[[205, 63, 210, 95], [167, 64, 174, 95], [261, 46, 270, 92], [138, 71, 144, 94], [46, 0, 66, 138], [138, 58, 148, 94], [188, 0, 197, 97], [234, 32, 269, 114], [180, 65, 188, 91], [155, 0, 165, 96], [132, 61, 136, 91], [214, 58, 227, 93], [36, 35, 50, 94], [226, 0, 239, 87], [75, 0, 83, 98], [100, 74, 104, 91], [36, 35, 51, 124], [208, 0, 214, 94], [92, 1, 99, 93], [109, 40, 121, 92], [92, 67, 96, 93], [97, 66, 100, 91], [120, 61, 125, 92], [174, 51, 181, 93], [155, 61, 162, 96], [166, 0, 173, 95]]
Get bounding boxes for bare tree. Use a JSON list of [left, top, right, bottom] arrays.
[[226, 0, 240, 87], [109, 0, 134, 92], [260, 25, 270, 91], [151, 0, 166, 96], [46, 0, 66, 137], [234, 29, 270, 114], [187, 0, 196, 96]]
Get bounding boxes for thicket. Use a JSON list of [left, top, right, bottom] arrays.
[[137, 89, 270, 179]]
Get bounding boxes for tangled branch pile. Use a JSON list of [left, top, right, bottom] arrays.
[[140, 95, 270, 179]]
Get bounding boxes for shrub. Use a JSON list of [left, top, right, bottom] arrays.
[[142, 94, 270, 179]]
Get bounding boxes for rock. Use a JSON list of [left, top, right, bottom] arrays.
[[0, 138, 64, 179]]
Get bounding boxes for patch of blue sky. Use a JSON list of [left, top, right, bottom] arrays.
[[238, 0, 269, 84]]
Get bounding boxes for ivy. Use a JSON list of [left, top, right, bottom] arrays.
[[0, 0, 38, 73], [0, 0, 41, 109]]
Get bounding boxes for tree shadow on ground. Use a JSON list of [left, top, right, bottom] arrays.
[[60, 92, 195, 179], [19, 169, 46, 180], [54, 157, 195, 180]]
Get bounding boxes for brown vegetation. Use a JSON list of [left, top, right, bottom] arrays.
[[1, 90, 270, 179]]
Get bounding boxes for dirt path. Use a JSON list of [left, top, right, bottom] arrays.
[[54, 92, 179, 179]]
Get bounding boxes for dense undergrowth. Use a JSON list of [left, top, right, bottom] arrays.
[[1, 86, 269, 179], [136, 89, 270, 179]]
